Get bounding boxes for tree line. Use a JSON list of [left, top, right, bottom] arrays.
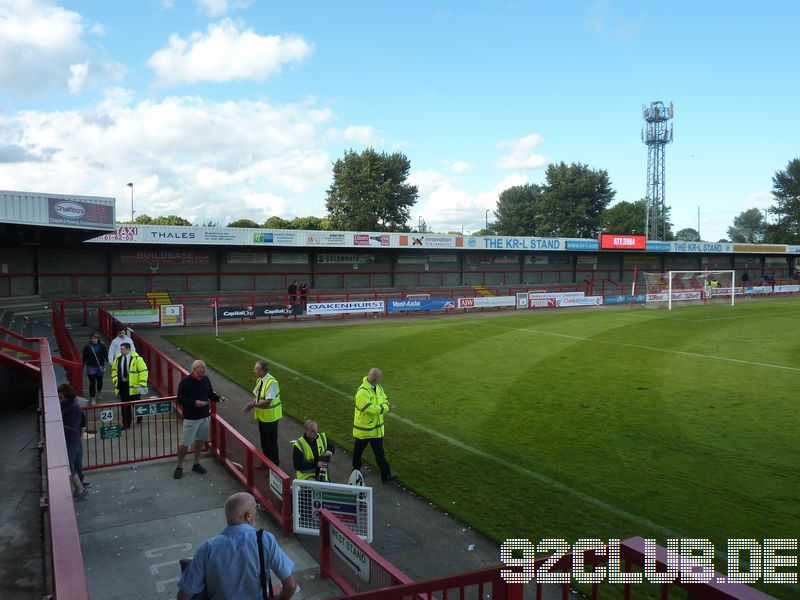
[[123, 149, 800, 244]]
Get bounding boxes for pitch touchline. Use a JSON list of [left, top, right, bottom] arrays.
[[215, 337, 681, 538], [476, 322, 800, 372]]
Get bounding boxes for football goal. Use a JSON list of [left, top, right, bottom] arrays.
[[642, 270, 736, 310]]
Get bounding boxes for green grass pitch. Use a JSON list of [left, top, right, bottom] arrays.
[[166, 298, 800, 596]]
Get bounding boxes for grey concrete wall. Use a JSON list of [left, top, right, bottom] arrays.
[[39, 247, 107, 296], [0, 246, 36, 296]]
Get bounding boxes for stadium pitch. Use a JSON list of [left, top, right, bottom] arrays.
[[166, 298, 799, 582]]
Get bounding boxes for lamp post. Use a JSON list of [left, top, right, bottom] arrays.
[[485, 209, 490, 233], [126, 182, 134, 222]]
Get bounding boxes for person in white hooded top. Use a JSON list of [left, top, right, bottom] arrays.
[[108, 327, 135, 364]]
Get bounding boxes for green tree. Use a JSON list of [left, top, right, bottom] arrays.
[[492, 184, 542, 236], [601, 200, 646, 234], [536, 162, 615, 237], [227, 218, 261, 228], [127, 214, 193, 226], [289, 216, 327, 230], [264, 216, 292, 229], [726, 208, 766, 243], [675, 227, 701, 242], [765, 158, 800, 243], [326, 148, 418, 231]]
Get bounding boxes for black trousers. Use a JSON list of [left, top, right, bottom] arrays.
[[88, 373, 104, 398], [352, 437, 391, 480], [258, 420, 280, 466], [118, 387, 139, 428]]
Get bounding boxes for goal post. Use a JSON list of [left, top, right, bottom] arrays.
[[642, 270, 736, 310]]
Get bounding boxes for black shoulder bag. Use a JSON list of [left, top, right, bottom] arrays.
[[257, 529, 274, 600]]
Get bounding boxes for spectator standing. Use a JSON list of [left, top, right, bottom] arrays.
[[293, 420, 335, 481], [108, 327, 135, 364], [111, 342, 149, 429], [352, 368, 396, 483], [287, 280, 298, 306], [177, 492, 296, 600], [242, 360, 282, 466], [298, 282, 309, 311], [741, 272, 750, 286], [174, 360, 227, 479], [81, 332, 108, 404], [57, 383, 89, 499]]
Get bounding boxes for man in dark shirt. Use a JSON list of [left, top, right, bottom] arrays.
[[287, 280, 298, 305], [58, 383, 88, 499], [174, 360, 227, 479], [292, 420, 335, 482]]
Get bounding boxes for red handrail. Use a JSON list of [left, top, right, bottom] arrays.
[[39, 338, 91, 599]]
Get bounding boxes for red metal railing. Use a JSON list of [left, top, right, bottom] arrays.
[[0, 324, 83, 393], [81, 397, 182, 469], [39, 338, 91, 599], [51, 306, 84, 394], [98, 308, 294, 536], [319, 509, 416, 595]]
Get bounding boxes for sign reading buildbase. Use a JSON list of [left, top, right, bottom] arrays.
[[456, 296, 516, 309], [388, 299, 454, 312], [306, 301, 385, 316]]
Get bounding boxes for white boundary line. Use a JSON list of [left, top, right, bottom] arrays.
[[474, 322, 800, 373], [215, 337, 681, 538]]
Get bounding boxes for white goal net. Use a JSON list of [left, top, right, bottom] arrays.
[[643, 271, 736, 310]]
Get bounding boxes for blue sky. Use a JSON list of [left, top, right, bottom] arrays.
[[1, 0, 798, 240]]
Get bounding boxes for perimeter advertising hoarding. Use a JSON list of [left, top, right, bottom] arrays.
[[456, 296, 516, 309], [216, 304, 299, 319], [306, 301, 385, 316], [388, 299, 455, 312]]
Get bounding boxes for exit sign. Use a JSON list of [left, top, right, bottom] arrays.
[[599, 233, 646, 250]]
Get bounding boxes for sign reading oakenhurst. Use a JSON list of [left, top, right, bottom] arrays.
[[306, 301, 385, 316]]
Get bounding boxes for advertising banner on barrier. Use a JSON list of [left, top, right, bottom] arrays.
[[306, 301, 385, 316], [456, 296, 516, 309], [108, 309, 159, 323], [556, 295, 603, 307], [216, 304, 299, 319], [646, 291, 703, 302], [745, 286, 772, 294], [775, 284, 800, 293], [388, 299, 454, 312], [603, 294, 647, 305], [528, 291, 585, 299]]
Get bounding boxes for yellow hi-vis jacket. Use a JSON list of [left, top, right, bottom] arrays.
[[111, 352, 149, 394], [293, 433, 329, 481], [252, 374, 282, 423], [353, 377, 389, 439]]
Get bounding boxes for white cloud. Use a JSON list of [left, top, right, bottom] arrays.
[[0, 0, 122, 94], [448, 160, 471, 173], [195, 0, 252, 17], [67, 62, 89, 94], [148, 19, 313, 86], [411, 170, 528, 232], [497, 133, 548, 170], [0, 92, 373, 224]]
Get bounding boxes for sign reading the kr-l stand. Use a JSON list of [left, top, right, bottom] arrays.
[[134, 401, 173, 417], [599, 233, 646, 251]]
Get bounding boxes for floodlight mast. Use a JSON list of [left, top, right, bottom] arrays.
[[642, 101, 674, 241]]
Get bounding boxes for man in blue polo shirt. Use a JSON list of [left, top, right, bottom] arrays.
[[177, 492, 296, 600]]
